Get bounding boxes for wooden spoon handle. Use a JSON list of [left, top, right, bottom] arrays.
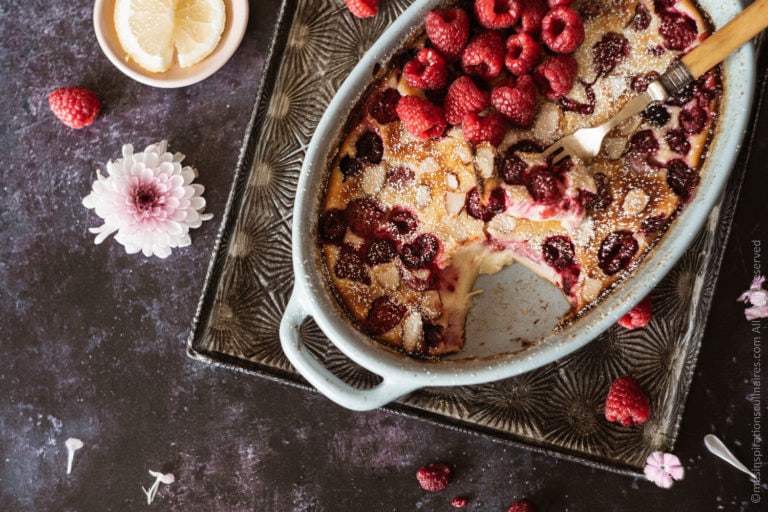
[[682, 0, 768, 79]]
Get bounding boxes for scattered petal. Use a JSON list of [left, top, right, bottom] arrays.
[[737, 275, 768, 320], [644, 451, 684, 488], [83, 141, 213, 258]]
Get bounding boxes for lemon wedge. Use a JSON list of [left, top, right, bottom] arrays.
[[174, 0, 226, 68], [114, 0, 226, 73]]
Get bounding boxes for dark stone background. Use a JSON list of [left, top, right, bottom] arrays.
[[1, 1, 766, 510]]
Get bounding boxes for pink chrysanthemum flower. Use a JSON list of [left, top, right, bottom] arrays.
[[644, 451, 684, 488], [737, 276, 768, 321], [82, 141, 213, 258]]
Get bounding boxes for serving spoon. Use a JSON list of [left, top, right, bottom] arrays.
[[543, 0, 768, 164]]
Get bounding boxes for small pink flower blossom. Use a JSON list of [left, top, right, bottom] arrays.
[[82, 141, 213, 258], [644, 451, 684, 488], [737, 276, 768, 320]]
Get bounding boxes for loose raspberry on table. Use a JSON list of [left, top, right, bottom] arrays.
[[516, 0, 548, 35], [605, 376, 651, 427], [508, 499, 538, 512], [475, 0, 521, 29], [461, 30, 505, 81], [415, 462, 452, 492], [444, 76, 490, 125], [491, 75, 538, 127], [451, 496, 469, 508], [533, 54, 578, 100], [396, 95, 447, 140], [48, 87, 101, 129], [505, 32, 542, 76], [404, 48, 448, 90], [541, 5, 584, 54], [343, 0, 378, 18], [425, 8, 470, 60], [618, 296, 652, 329], [462, 112, 508, 147]]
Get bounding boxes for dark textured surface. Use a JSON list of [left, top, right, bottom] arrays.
[[1, 1, 766, 510]]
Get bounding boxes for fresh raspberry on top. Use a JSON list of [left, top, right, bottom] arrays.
[[516, 0, 548, 35], [541, 5, 585, 54], [48, 87, 101, 129], [505, 32, 542, 75], [396, 95, 447, 140], [461, 30, 505, 82], [444, 76, 490, 125], [605, 376, 651, 427], [425, 8, 470, 60], [343, 0, 378, 18], [404, 48, 448, 90], [547, 0, 572, 6], [462, 111, 508, 147], [618, 296, 652, 329], [533, 54, 578, 100], [491, 75, 538, 127], [475, 0, 522, 29], [507, 499, 538, 512], [416, 462, 452, 492]]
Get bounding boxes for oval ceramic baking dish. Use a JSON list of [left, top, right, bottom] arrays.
[[280, 0, 755, 411]]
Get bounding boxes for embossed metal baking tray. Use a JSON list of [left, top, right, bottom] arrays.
[[187, 0, 763, 475]]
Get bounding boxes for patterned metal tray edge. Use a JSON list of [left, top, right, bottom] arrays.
[[187, 0, 763, 476]]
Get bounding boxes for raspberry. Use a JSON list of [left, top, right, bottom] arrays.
[[525, 166, 562, 204], [541, 6, 584, 54], [364, 295, 407, 335], [597, 230, 639, 275], [679, 102, 707, 134], [505, 32, 542, 76], [625, 129, 659, 172], [474, 0, 521, 29], [605, 376, 651, 427], [533, 54, 577, 100], [343, 0, 378, 18], [583, 172, 612, 210], [48, 87, 101, 129], [364, 238, 398, 265], [386, 165, 415, 188], [346, 197, 385, 237], [547, 0, 571, 6], [355, 130, 384, 164], [452, 496, 469, 508], [444, 76, 490, 125], [630, 71, 660, 93], [368, 87, 401, 124], [401, 233, 441, 269], [334, 245, 371, 284], [462, 112, 508, 147], [628, 2, 651, 31], [416, 462, 453, 492], [508, 499, 538, 512], [396, 95, 447, 140], [318, 209, 347, 245], [516, 0, 548, 35], [542, 235, 575, 270], [659, 11, 698, 51], [641, 103, 671, 127], [339, 155, 363, 180], [465, 186, 507, 221], [461, 31, 505, 81], [592, 32, 630, 77], [384, 206, 419, 238], [404, 48, 448, 90], [425, 8, 470, 60], [665, 128, 691, 155], [491, 75, 538, 127], [640, 213, 666, 234], [618, 296, 652, 329], [666, 159, 699, 200]]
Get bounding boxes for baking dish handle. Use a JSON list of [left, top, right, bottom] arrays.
[[279, 292, 417, 411]]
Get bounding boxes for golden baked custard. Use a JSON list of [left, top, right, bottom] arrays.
[[317, 0, 722, 357]]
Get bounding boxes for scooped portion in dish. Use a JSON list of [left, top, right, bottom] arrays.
[[317, 0, 722, 358]]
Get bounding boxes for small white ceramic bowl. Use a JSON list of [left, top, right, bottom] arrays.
[[93, 0, 249, 88], [280, 0, 755, 411]]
